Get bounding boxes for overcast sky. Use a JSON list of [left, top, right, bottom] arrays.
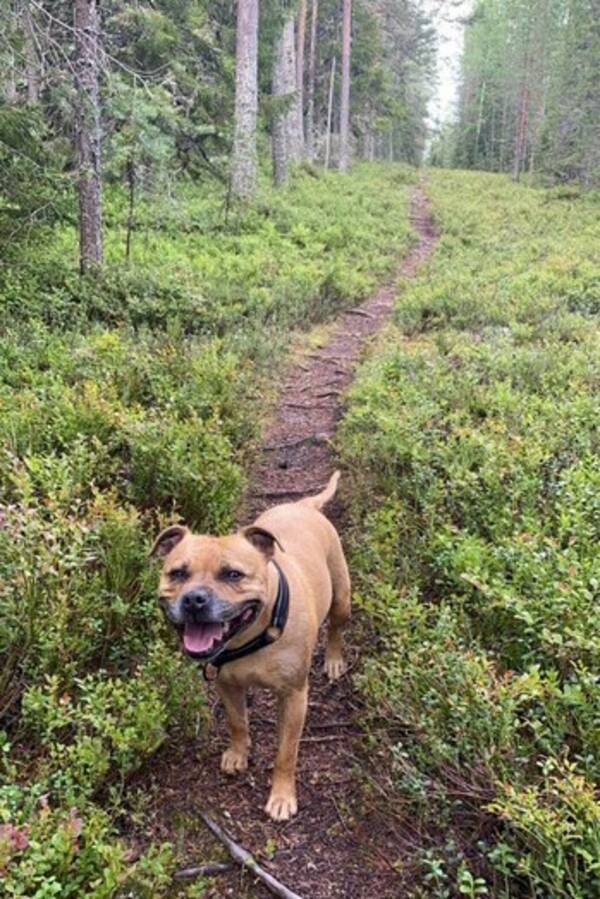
[[424, 0, 471, 126]]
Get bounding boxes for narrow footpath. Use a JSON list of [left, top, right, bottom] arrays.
[[142, 184, 438, 899]]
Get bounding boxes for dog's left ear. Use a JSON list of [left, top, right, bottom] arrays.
[[243, 526, 284, 559], [149, 524, 189, 560]]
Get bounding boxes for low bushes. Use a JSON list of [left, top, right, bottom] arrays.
[[340, 170, 600, 898], [0, 164, 413, 895]]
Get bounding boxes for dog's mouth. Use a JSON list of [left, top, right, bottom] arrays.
[[181, 601, 261, 659]]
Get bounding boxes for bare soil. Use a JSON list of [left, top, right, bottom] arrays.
[[135, 185, 438, 899]]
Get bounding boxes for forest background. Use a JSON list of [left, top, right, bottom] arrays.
[[0, 1, 598, 897]]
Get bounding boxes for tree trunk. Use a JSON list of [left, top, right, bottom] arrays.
[[5, 49, 18, 103], [125, 157, 136, 262], [296, 0, 307, 154], [74, 0, 103, 274], [306, 0, 318, 160], [338, 0, 351, 171], [513, 83, 530, 182], [474, 80, 486, 163], [272, 13, 299, 186], [24, 5, 40, 104], [324, 56, 336, 170], [230, 0, 259, 200], [499, 94, 509, 170]]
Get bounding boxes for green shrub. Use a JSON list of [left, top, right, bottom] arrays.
[[0, 163, 413, 895], [340, 170, 600, 897]]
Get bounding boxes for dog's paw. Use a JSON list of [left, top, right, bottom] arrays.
[[221, 747, 248, 774], [324, 654, 347, 680], [265, 792, 297, 821]]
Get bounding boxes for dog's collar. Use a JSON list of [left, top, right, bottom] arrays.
[[202, 560, 290, 680]]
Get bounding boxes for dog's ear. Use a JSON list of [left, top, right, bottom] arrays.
[[243, 526, 284, 559], [149, 525, 189, 560]]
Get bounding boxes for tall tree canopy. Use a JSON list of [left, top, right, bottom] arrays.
[[0, 0, 435, 246], [435, 0, 600, 186]]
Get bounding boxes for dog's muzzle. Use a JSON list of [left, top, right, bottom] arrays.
[[160, 588, 261, 659]]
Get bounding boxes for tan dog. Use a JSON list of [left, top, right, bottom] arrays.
[[151, 471, 350, 821]]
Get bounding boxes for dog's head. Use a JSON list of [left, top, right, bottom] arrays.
[[150, 524, 282, 660]]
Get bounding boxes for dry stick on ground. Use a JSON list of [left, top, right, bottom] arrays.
[[262, 434, 328, 452], [174, 862, 234, 880], [198, 811, 305, 899], [345, 309, 375, 318], [256, 717, 355, 729]]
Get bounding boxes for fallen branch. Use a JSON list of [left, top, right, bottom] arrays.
[[173, 862, 233, 880], [345, 309, 374, 319], [257, 717, 355, 730], [262, 434, 328, 452], [307, 353, 342, 362], [283, 402, 330, 410], [199, 811, 304, 899]]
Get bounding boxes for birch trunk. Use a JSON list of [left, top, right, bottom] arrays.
[[74, 0, 103, 274], [230, 0, 259, 200], [338, 0, 351, 171]]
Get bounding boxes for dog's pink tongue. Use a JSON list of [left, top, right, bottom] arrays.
[[183, 622, 223, 654]]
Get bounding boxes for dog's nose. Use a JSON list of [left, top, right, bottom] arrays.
[[182, 589, 211, 614]]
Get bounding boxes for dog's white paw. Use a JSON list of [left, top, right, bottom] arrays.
[[324, 655, 346, 681], [221, 747, 248, 774], [265, 792, 297, 821]]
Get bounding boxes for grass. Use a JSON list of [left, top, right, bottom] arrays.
[[0, 163, 415, 896], [339, 169, 600, 898]]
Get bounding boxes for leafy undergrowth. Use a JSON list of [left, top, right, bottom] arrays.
[[339, 170, 600, 898], [0, 164, 414, 897]]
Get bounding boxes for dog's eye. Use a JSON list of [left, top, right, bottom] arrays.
[[168, 566, 189, 583], [222, 568, 244, 581]]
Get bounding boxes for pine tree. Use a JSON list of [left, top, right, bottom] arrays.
[[272, 9, 303, 185], [338, 0, 351, 170], [74, 0, 103, 273], [231, 0, 259, 199]]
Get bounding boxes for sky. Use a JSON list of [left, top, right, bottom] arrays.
[[424, 0, 472, 127]]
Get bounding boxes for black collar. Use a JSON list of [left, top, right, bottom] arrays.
[[202, 560, 290, 679]]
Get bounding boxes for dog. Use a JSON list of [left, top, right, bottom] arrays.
[[150, 470, 350, 821]]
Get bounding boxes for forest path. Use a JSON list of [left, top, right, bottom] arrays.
[[142, 184, 437, 899], [240, 182, 436, 523]]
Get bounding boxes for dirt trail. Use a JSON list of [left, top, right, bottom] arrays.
[[242, 184, 437, 522], [139, 185, 437, 899]]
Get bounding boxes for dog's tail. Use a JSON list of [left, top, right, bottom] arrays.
[[301, 470, 340, 511]]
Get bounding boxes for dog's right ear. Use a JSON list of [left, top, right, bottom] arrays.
[[149, 525, 189, 560]]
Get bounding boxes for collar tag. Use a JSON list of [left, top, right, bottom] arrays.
[[203, 663, 219, 682]]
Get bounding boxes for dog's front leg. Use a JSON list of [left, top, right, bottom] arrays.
[[217, 679, 250, 774], [266, 684, 308, 821]]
